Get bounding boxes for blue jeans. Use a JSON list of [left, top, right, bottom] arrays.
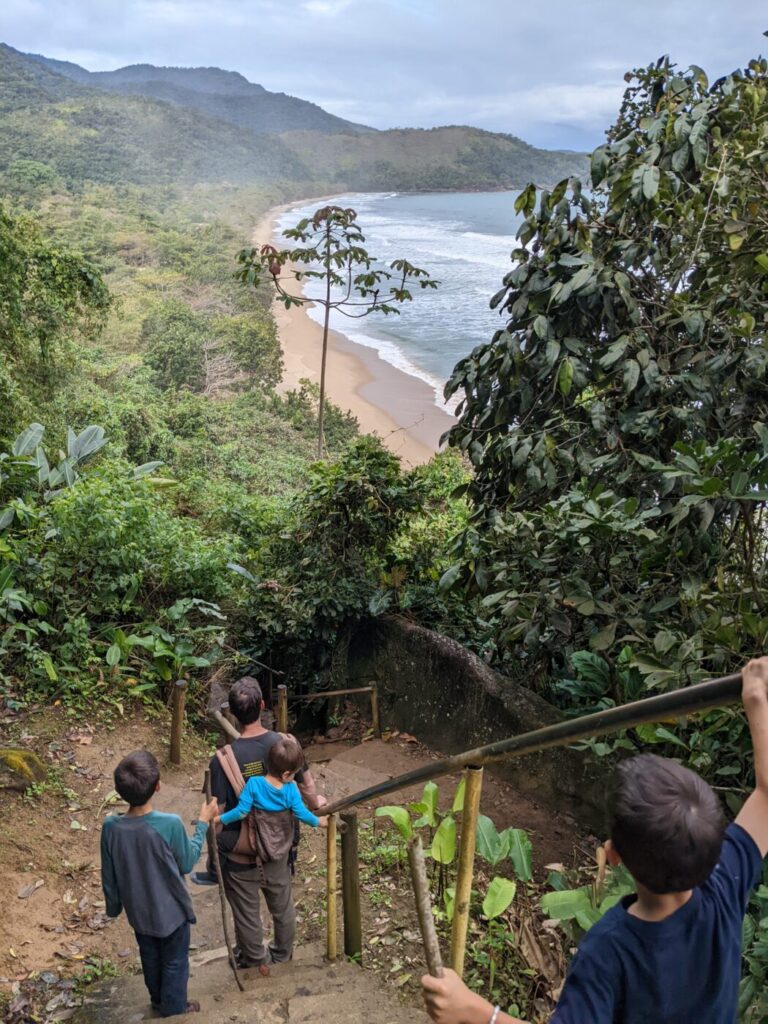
[[135, 921, 190, 1016]]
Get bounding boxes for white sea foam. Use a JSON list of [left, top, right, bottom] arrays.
[[275, 191, 523, 414]]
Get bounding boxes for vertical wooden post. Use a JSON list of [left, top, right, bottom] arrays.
[[277, 684, 288, 733], [450, 765, 484, 977], [326, 813, 338, 962], [169, 679, 187, 765], [370, 684, 381, 738], [340, 810, 362, 961]]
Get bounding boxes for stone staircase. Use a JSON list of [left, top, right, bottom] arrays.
[[73, 739, 432, 1024], [76, 940, 426, 1023]]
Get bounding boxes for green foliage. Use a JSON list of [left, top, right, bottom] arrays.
[[142, 300, 207, 391], [233, 435, 422, 684], [375, 805, 413, 840], [0, 422, 230, 704], [0, 202, 109, 436], [441, 52, 768, 718]]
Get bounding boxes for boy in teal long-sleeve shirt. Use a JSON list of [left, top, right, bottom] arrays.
[[101, 750, 217, 1017]]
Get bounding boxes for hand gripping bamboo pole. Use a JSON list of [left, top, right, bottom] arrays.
[[408, 834, 444, 978], [203, 769, 244, 991], [450, 766, 483, 977]]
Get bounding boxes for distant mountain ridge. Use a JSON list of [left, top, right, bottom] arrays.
[[0, 43, 311, 185], [0, 43, 588, 192], [25, 50, 374, 135]]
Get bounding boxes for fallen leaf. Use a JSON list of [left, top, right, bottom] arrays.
[[17, 880, 44, 900]]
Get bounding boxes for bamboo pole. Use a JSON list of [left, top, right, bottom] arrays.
[[407, 835, 444, 978], [326, 813, 338, 962], [322, 672, 743, 816], [340, 811, 362, 960], [169, 679, 187, 765], [450, 766, 483, 977], [370, 684, 381, 738], [286, 686, 373, 701], [277, 684, 288, 733], [213, 709, 241, 742], [203, 769, 244, 991]]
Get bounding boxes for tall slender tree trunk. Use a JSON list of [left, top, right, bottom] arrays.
[[317, 229, 332, 458]]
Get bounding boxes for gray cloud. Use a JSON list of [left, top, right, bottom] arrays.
[[4, 0, 766, 148]]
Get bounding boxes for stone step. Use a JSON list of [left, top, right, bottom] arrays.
[[75, 952, 427, 1024]]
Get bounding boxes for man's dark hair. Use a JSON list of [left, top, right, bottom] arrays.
[[268, 737, 304, 777], [114, 750, 160, 807], [228, 676, 263, 726], [611, 753, 725, 893]]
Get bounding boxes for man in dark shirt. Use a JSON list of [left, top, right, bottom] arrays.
[[206, 676, 326, 968]]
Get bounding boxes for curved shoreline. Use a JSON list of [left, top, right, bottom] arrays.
[[254, 199, 456, 467]]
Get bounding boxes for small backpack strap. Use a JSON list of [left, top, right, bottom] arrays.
[[216, 744, 246, 796]]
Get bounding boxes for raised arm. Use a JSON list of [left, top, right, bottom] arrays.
[[736, 656, 768, 857], [286, 782, 320, 827]]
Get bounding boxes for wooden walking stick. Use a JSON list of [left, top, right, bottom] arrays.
[[407, 834, 444, 978], [203, 768, 245, 991]]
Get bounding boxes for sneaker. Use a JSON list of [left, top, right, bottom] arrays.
[[190, 871, 218, 887]]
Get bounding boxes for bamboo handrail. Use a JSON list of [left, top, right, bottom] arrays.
[[286, 686, 374, 701], [321, 672, 743, 816]]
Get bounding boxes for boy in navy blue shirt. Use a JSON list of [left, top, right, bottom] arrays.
[[101, 750, 218, 1017], [421, 657, 768, 1024]]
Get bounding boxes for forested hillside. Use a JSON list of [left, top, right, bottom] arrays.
[[0, 45, 311, 186], [1, 44, 586, 191], [26, 51, 375, 135]]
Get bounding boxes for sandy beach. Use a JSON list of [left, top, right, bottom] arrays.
[[253, 199, 456, 467]]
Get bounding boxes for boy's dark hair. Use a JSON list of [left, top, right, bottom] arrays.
[[228, 676, 263, 726], [268, 736, 304, 777], [114, 750, 160, 807], [611, 753, 725, 893]]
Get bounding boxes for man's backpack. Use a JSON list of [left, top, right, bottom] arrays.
[[215, 744, 295, 866]]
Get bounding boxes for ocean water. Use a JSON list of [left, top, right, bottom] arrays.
[[275, 191, 524, 411]]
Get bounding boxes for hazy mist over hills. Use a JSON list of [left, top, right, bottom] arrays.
[[0, 42, 588, 192]]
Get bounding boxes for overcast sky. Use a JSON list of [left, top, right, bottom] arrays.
[[3, 0, 766, 149]]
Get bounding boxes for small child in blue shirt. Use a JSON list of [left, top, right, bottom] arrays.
[[217, 736, 329, 831], [421, 656, 768, 1024]]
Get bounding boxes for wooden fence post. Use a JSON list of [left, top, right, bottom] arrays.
[[370, 684, 381, 738], [340, 810, 362, 961], [450, 765, 484, 977], [169, 679, 187, 765], [277, 684, 288, 733], [326, 814, 338, 961]]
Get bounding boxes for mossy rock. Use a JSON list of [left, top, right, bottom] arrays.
[[0, 748, 47, 791]]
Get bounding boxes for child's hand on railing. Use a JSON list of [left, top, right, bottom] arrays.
[[317, 815, 329, 828]]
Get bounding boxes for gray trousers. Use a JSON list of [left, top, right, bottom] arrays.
[[221, 857, 295, 966]]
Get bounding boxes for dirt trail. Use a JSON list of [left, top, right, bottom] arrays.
[[0, 709, 585, 1020]]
